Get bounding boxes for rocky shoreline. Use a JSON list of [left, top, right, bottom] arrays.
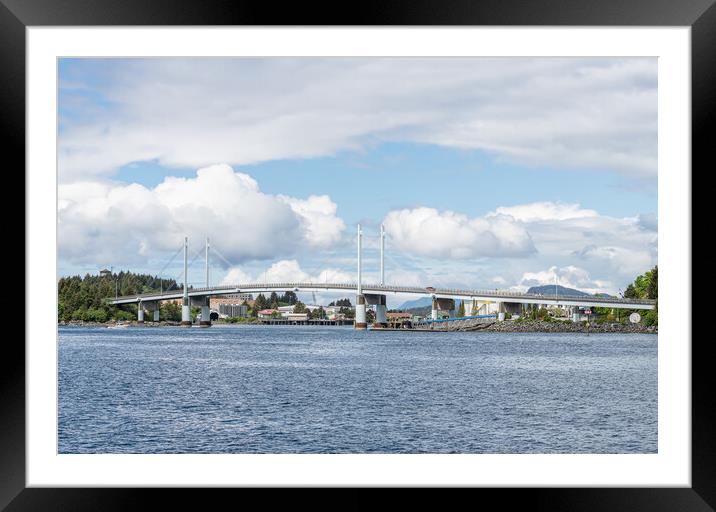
[[483, 320, 657, 334], [57, 320, 261, 328], [59, 319, 657, 334]]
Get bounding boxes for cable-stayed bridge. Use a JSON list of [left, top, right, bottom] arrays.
[[107, 226, 656, 328]]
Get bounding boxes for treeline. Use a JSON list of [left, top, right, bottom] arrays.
[[595, 265, 658, 326], [624, 266, 657, 301], [58, 271, 178, 322], [252, 291, 298, 311]]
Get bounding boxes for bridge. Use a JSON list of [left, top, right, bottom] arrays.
[[107, 225, 656, 328]]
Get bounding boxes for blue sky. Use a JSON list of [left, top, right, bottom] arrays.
[[57, 57, 657, 304]]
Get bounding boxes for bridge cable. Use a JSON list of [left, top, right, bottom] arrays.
[[209, 245, 237, 271], [155, 244, 184, 285]]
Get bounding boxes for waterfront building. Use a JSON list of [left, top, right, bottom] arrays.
[[218, 304, 248, 318], [210, 294, 254, 310], [285, 313, 310, 322]]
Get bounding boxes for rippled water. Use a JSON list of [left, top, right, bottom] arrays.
[[58, 325, 657, 453]]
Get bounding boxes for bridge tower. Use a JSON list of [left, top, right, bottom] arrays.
[[199, 237, 211, 327], [180, 236, 192, 327], [374, 224, 388, 326], [355, 224, 367, 329]]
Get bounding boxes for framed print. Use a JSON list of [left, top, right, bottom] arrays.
[[7, 0, 714, 508]]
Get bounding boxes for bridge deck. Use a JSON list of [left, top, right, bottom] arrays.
[[107, 282, 657, 310]]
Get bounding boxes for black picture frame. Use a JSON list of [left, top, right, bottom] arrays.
[[5, 0, 712, 508]]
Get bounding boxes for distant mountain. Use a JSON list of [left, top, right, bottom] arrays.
[[398, 297, 433, 310], [527, 285, 589, 297]]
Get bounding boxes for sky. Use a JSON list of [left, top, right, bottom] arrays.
[[57, 57, 657, 306]]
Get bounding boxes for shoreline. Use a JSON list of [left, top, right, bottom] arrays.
[[481, 320, 656, 334], [58, 319, 657, 334]]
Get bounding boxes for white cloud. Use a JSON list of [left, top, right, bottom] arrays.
[[490, 202, 598, 222], [58, 164, 345, 265], [382, 201, 656, 294], [59, 57, 656, 182], [515, 265, 612, 295], [220, 259, 352, 285], [382, 207, 535, 259], [277, 195, 346, 248]]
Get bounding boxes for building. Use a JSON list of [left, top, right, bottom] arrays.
[[218, 304, 248, 318], [386, 312, 411, 322], [210, 294, 254, 310], [277, 305, 295, 317], [285, 313, 310, 322], [99, 268, 112, 277], [257, 309, 278, 319], [324, 305, 350, 320]]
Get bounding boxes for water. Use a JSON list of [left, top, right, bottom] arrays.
[[58, 325, 657, 454]]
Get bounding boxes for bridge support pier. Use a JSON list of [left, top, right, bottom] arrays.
[[375, 300, 387, 326], [181, 302, 192, 327], [364, 293, 387, 327], [431, 297, 439, 320], [200, 297, 211, 327], [497, 302, 505, 321], [355, 294, 367, 330], [571, 306, 580, 323], [153, 309, 160, 322], [137, 304, 144, 324]]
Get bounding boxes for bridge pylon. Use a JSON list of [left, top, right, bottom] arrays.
[[180, 236, 192, 327], [355, 224, 367, 329]]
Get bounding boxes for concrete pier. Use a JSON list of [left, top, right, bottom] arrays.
[[153, 309, 160, 322], [181, 304, 192, 326], [137, 304, 144, 324], [365, 293, 387, 326], [200, 303, 211, 327], [375, 302, 387, 326], [355, 294, 367, 330]]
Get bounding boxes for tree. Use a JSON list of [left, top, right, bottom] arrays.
[[57, 270, 178, 322], [254, 294, 269, 311], [457, 301, 465, 317], [294, 301, 307, 314], [646, 265, 658, 300], [623, 283, 639, 299], [281, 291, 298, 305], [367, 309, 375, 323], [160, 302, 182, 321]]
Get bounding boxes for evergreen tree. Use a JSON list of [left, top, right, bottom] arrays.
[[254, 293, 269, 311], [646, 265, 658, 300], [269, 291, 279, 308]]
